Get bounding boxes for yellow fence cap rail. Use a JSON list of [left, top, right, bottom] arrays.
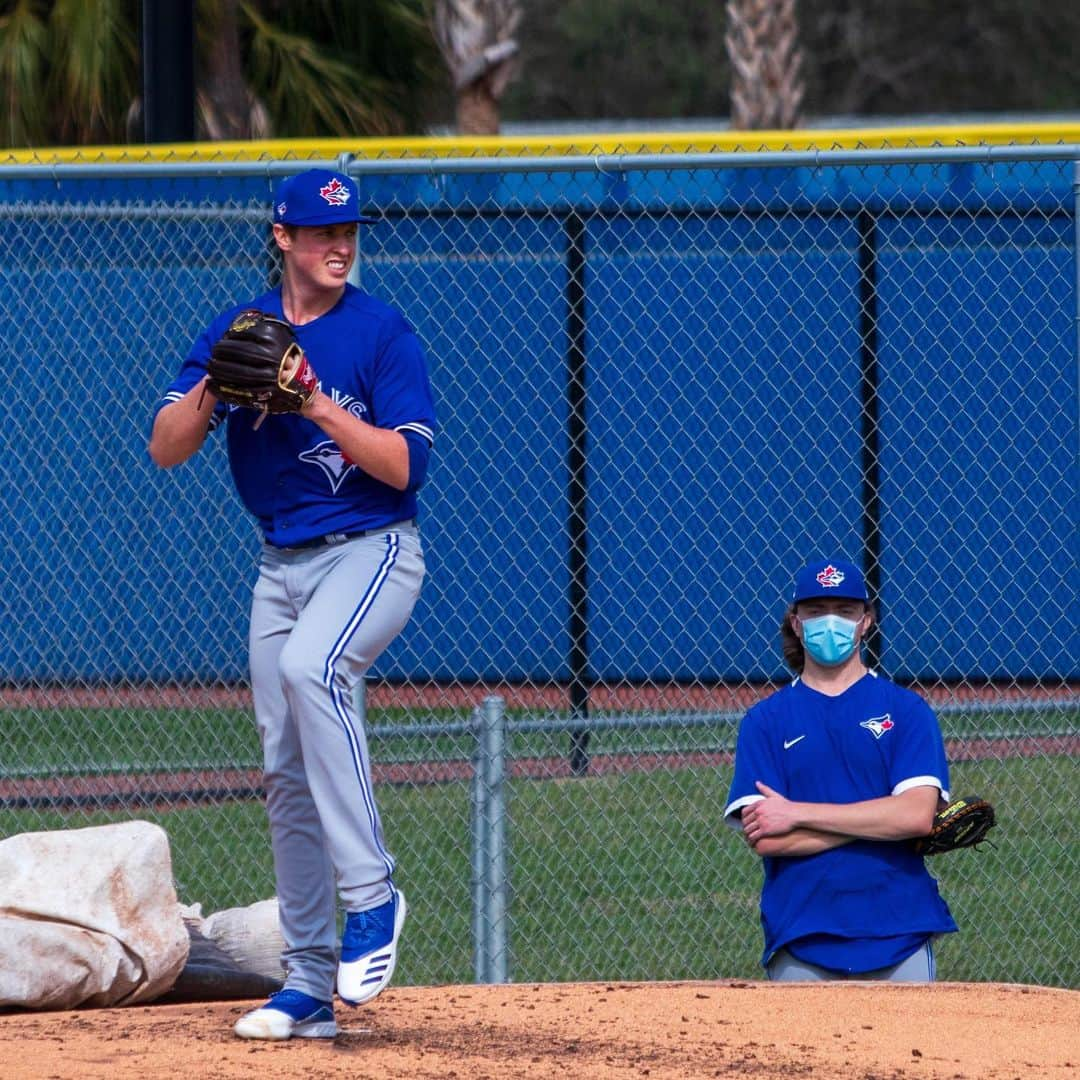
[[4, 120, 1080, 166]]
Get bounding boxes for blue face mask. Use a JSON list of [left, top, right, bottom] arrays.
[[801, 613, 860, 666]]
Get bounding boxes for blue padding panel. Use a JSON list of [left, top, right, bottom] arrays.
[[585, 214, 867, 682], [354, 159, 1073, 218], [875, 213, 1079, 679], [2, 170, 1077, 685], [360, 214, 572, 680], [0, 200, 267, 681]]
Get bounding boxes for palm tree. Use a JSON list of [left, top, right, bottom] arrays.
[[726, 0, 804, 130], [0, 0, 440, 148], [242, 0, 440, 139], [198, 0, 269, 140], [432, 0, 521, 135], [0, 0, 137, 147]]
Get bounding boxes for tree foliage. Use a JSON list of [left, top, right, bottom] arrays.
[[0, 0, 440, 148], [3, 0, 1077, 148], [499, 0, 1080, 125]]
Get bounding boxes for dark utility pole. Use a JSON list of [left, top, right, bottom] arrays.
[[142, 0, 196, 142]]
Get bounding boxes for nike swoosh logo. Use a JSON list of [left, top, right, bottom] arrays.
[[783, 736, 806, 750]]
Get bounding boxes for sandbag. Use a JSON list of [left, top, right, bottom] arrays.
[[201, 897, 286, 982], [0, 821, 189, 1009]]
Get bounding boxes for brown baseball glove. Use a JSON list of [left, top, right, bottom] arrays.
[[206, 310, 317, 418]]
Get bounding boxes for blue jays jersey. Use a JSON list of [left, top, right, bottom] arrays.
[[724, 671, 958, 971], [157, 284, 436, 547]]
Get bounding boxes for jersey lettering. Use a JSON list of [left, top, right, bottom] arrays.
[[329, 386, 368, 419]]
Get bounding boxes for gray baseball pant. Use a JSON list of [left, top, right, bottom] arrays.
[[248, 523, 424, 1001], [766, 939, 937, 982]]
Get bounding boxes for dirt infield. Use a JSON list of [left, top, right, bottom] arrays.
[[0, 981, 1075, 1079]]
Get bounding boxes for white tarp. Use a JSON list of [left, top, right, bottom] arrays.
[[200, 897, 285, 981], [0, 820, 190, 1009]]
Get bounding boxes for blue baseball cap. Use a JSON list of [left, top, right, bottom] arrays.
[[792, 558, 869, 604], [272, 168, 377, 226]]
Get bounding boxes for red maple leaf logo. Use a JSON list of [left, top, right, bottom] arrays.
[[816, 564, 845, 588], [319, 177, 351, 206]]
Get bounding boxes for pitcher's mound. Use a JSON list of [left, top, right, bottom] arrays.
[[1, 980, 1076, 1079]]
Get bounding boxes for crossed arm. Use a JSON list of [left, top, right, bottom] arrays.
[[739, 782, 941, 856]]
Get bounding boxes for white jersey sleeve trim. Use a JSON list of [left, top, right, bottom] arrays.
[[396, 422, 434, 445], [723, 793, 764, 830], [158, 389, 225, 432], [892, 775, 948, 800]]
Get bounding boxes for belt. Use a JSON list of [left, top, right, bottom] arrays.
[[282, 518, 416, 551]]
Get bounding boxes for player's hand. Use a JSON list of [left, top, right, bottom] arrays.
[[742, 782, 802, 842]]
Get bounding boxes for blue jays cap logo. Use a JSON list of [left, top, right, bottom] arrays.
[[816, 564, 845, 589], [319, 177, 351, 206]]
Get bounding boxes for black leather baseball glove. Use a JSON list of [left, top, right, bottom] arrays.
[[206, 310, 317, 417], [913, 795, 997, 856]]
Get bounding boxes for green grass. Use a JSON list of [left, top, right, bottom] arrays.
[[1, 708, 262, 776], [925, 755, 1079, 987], [1, 701, 1074, 777], [1, 753, 1075, 989]]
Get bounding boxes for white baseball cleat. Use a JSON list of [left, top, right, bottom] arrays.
[[233, 988, 337, 1040], [337, 887, 407, 1006]]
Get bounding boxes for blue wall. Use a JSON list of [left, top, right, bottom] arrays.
[[1, 160, 1076, 686]]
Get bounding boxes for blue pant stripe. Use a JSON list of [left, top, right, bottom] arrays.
[[323, 533, 400, 878]]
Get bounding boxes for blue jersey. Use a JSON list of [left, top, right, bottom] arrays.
[[157, 284, 436, 547], [724, 671, 957, 971]]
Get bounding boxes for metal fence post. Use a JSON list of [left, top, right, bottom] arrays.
[[856, 208, 884, 665], [472, 695, 509, 982], [351, 677, 366, 725], [482, 694, 509, 982], [470, 702, 489, 983]]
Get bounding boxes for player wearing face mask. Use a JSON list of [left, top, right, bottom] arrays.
[[723, 558, 958, 982]]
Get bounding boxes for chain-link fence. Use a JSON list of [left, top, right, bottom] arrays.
[[1, 142, 1077, 989]]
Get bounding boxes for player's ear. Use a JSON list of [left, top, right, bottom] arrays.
[[272, 223, 293, 253]]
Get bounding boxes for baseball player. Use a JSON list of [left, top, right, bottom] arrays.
[[724, 558, 957, 981], [148, 168, 436, 1039]]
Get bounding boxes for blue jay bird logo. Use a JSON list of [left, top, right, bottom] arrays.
[[299, 441, 357, 493], [860, 714, 895, 739]]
